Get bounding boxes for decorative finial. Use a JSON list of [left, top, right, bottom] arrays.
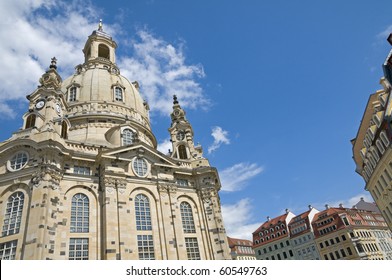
[[173, 95, 179, 104], [49, 57, 57, 69], [98, 19, 103, 31]]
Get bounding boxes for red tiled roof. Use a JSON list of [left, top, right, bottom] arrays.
[[253, 213, 289, 234], [227, 236, 253, 248]]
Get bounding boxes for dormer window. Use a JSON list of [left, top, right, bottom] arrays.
[[376, 140, 385, 154], [122, 129, 134, 146], [114, 87, 123, 101], [68, 87, 77, 102], [380, 131, 390, 147]]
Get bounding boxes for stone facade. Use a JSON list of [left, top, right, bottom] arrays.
[[0, 24, 230, 260]]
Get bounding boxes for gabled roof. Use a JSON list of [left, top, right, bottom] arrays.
[[99, 141, 178, 167]]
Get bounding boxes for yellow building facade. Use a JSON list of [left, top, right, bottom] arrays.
[[352, 34, 392, 231], [0, 24, 230, 260]]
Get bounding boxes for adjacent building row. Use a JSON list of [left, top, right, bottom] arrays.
[[252, 199, 392, 260]]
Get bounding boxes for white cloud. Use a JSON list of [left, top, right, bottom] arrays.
[[221, 198, 261, 240], [0, 0, 99, 118], [119, 29, 209, 116], [1, 1, 207, 120], [312, 192, 374, 211], [207, 126, 230, 154], [157, 138, 172, 154], [377, 25, 392, 39], [219, 162, 263, 192]]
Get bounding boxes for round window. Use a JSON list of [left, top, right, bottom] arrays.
[[8, 151, 29, 171], [132, 157, 149, 177]]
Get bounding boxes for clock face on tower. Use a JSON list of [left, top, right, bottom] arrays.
[[176, 131, 185, 141], [35, 99, 45, 110]]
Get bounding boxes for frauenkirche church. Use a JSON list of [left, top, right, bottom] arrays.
[[0, 23, 230, 260]]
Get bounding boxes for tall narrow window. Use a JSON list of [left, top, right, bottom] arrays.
[[70, 193, 89, 233], [69, 238, 89, 260], [25, 114, 36, 129], [185, 237, 201, 260], [137, 235, 154, 260], [122, 129, 134, 146], [2, 192, 24, 237], [69, 87, 77, 102], [380, 131, 390, 147], [135, 194, 152, 230], [0, 240, 17, 260], [61, 121, 68, 139], [178, 145, 187, 159], [115, 87, 123, 101], [180, 202, 196, 233]]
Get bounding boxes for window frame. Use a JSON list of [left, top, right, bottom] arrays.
[[137, 235, 155, 260], [2, 192, 24, 237], [132, 157, 149, 178], [122, 128, 134, 146], [0, 240, 17, 260], [114, 86, 123, 102], [70, 193, 90, 233], [7, 151, 29, 172], [185, 237, 201, 260], [68, 238, 89, 260], [180, 202, 196, 233], [135, 194, 152, 231], [68, 86, 77, 102]]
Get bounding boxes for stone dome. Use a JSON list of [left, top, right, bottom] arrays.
[[59, 26, 155, 148]]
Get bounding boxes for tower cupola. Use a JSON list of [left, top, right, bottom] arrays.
[[82, 20, 117, 66]]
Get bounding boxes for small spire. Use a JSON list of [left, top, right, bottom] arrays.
[[98, 19, 103, 31], [49, 57, 57, 69], [173, 95, 179, 105]]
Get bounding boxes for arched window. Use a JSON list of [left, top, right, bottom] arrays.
[[70, 193, 89, 233], [98, 44, 110, 59], [115, 87, 123, 101], [69, 87, 77, 102], [178, 145, 187, 159], [380, 131, 390, 147], [135, 194, 152, 230], [122, 129, 134, 146], [376, 140, 385, 154], [180, 202, 196, 233], [2, 192, 24, 237], [61, 121, 68, 139], [25, 114, 36, 129]]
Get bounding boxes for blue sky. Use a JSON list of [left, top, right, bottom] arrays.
[[0, 0, 391, 239]]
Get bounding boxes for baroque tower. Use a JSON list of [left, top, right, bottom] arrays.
[[0, 23, 230, 260]]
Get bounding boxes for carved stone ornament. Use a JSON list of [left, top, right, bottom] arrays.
[[31, 165, 63, 190], [39, 69, 62, 90], [200, 187, 216, 203], [157, 183, 177, 198], [103, 177, 127, 193]]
